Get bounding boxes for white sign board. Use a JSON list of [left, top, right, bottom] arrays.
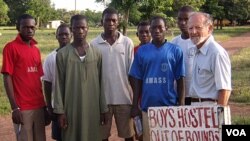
[[148, 106, 231, 141]]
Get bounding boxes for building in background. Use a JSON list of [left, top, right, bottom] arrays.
[[46, 20, 64, 29]]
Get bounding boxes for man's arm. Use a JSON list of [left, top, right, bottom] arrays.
[[3, 73, 23, 124], [218, 89, 231, 106], [43, 80, 54, 125], [176, 77, 185, 106], [43, 81, 52, 108], [54, 52, 67, 128], [129, 76, 142, 117]]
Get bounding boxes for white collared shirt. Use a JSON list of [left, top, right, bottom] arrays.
[[90, 32, 134, 105], [42, 49, 57, 107], [171, 35, 196, 97], [190, 35, 232, 99]]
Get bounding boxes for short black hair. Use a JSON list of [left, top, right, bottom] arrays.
[[56, 23, 70, 34], [179, 5, 194, 13], [137, 21, 150, 29], [70, 14, 88, 27], [16, 14, 35, 30], [150, 16, 167, 28], [102, 7, 118, 18]]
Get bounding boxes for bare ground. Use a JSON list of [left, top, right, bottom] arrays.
[[1, 32, 250, 141]]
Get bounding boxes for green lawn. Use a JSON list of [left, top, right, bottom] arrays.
[[1, 26, 250, 124]]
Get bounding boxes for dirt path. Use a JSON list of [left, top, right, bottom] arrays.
[[219, 32, 250, 55], [1, 32, 250, 141]]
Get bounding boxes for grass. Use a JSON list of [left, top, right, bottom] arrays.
[[232, 116, 250, 125], [1, 26, 250, 125], [230, 47, 250, 103]]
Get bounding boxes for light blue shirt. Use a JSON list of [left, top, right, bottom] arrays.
[[190, 35, 232, 99]]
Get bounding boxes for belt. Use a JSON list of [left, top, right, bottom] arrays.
[[191, 98, 217, 102]]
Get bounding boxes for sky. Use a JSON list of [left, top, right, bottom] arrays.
[[50, 0, 107, 11]]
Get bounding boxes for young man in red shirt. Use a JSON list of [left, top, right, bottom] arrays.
[[134, 21, 151, 55], [1, 14, 48, 141]]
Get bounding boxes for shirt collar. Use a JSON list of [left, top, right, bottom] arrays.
[[15, 33, 37, 46], [198, 35, 214, 55], [96, 31, 123, 44]]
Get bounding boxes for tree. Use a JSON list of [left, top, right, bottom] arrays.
[[172, 0, 205, 12], [201, 0, 225, 29], [4, 0, 57, 27], [234, 0, 249, 25], [138, 0, 175, 26], [82, 9, 102, 27], [0, 0, 9, 25], [223, 0, 250, 25], [55, 9, 72, 24], [25, 0, 54, 27], [4, 0, 29, 25]]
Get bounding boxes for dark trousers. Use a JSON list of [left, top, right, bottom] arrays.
[[185, 97, 191, 105], [52, 121, 62, 141]]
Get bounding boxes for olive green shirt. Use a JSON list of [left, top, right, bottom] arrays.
[[54, 44, 108, 141]]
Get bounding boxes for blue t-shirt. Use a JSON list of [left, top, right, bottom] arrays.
[[129, 41, 185, 112]]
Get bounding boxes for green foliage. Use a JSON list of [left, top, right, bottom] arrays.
[[0, 0, 9, 25], [26, 0, 54, 27], [128, 7, 142, 26], [108, 0, 141, 35], [232, 115, 250, 125], [201, 0, 225, 18], [173, 0, 205, 11], [3, 0, 250, 28], [81, 9, 102, 27], [139, 0, 173, 21], [4, 0, 30, 25], [223, 0, 250, 25]]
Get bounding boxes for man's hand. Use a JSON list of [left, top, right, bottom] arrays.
[[58, 114, 68, 129], [12, 109, 23, 124], [44, 107, 52, 126], [47, 106, 57, 121], [100, 113, 109, 125], [131, 106, 142, 118]]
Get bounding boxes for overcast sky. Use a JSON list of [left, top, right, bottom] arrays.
[[50, 0, 107, 11]]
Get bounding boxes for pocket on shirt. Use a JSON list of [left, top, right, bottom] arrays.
[[197, 69, 213, 87]]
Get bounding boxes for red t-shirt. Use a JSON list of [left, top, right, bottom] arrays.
[[134, 45, 140, 55], [1, 34, 45, 110]]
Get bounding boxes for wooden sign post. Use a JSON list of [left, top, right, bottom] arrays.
[[148, 106, 231, 141]]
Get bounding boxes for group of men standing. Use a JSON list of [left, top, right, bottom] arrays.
[[1, 5, 231, 141]]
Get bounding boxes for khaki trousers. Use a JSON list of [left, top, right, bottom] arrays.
[[13, 108, 45, 141]]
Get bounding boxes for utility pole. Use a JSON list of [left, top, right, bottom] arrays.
[[75, 0, 77, 14]]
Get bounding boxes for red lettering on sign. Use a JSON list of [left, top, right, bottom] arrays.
[[185, 130, 192, 141], [190, 108, 198, 128], [171, 130, 178, 141], [178, 108, 184, 128], [204, 107, 211, 128], [168, 108, 176, 128], [149, 109, 157, 128], [184, 108, 192, 128], [178, 130, 184, 141], [196, 107, 204, 127]]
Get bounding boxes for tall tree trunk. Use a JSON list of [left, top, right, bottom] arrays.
[[216, 19, 219, 30], [122, 9, 130, 35], [219, 19, 223, 30], [37, 17, 40, 28]]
